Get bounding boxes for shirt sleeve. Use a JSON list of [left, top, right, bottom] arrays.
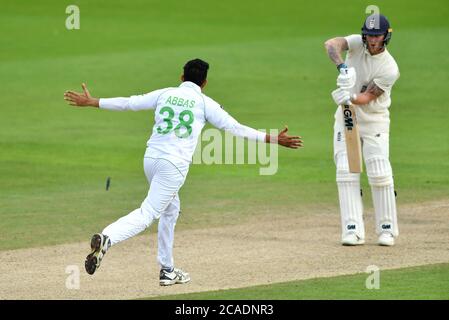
[[203, 96, 266, 142], [373, 65, 400, 94], [99, 89, 166, 111], [344, 34, 364, 54]]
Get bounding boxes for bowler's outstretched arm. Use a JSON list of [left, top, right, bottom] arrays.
[[64, 83, 99, 107]]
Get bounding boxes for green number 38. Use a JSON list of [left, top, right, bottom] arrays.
[[156, 106, 194, 138]]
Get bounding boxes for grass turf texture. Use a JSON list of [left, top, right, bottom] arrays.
[[150, 263, 449, 300], [1, 0, 448, 250]]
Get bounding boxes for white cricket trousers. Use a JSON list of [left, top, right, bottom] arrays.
[[102, 157, 187, 270], [334, 122, 398, 240]]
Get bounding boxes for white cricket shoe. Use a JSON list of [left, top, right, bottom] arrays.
[[342, 234, 365, 246], [159, 267, 191, 286], [378, 232, 395, 246]]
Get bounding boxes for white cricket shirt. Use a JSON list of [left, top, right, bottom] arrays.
[[99, 81, 266, 172], [334, 34, 400, 134]]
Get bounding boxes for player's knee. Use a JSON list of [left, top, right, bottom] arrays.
[[337, 172, 360, 183], [366, 157, 393, 187], [336, 152, 359, 183], [140, 203, 158, 227], [164, 202, 180, 219]]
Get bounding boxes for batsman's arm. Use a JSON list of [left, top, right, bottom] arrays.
[[350, 81, 384, 105], [324, 37, 349, 67]]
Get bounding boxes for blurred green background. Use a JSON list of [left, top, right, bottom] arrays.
[[1, 0, 448, 250]]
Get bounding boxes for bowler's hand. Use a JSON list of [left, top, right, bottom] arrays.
[[64, 83, 99, 107], [266, 126, 303, 149]]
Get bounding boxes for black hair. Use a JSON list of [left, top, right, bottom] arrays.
[[183, 58, 209, 86]]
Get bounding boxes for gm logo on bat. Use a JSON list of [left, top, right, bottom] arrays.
[[343, 105, 354, 130]]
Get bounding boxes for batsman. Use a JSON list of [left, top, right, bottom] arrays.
[[325, 14, 400, 246]]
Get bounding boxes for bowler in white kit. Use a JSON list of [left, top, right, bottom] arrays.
[[64, 59, 302, 286], [325, 14, 400, 246]]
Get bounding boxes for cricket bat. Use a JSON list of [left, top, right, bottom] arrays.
[[341, 103, 363, 173]]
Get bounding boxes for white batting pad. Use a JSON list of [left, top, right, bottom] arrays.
[[366, 157, 399, 236], [336, 152, 365, 240]]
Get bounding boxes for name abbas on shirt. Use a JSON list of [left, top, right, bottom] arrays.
[[165, 95, 196, 109]]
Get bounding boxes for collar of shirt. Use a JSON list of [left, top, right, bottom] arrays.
[[364, 47, 388, 59], [179, 81, 202, 93]]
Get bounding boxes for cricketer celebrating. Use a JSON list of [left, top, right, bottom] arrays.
[[64, 59, 302, 286], [324, 14, 400, 246]]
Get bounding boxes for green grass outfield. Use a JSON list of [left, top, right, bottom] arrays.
[[0, 0, 448, 252], [151, 263, 449, 300]]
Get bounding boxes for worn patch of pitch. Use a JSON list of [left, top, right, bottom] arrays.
[[0, 200, 448, 299]]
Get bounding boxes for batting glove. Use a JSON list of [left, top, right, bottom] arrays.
[[331, 88, 351, 106], [337, 66, 356, 89]]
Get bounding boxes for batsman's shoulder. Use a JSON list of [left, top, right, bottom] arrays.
[[383, 52, 400, 77], [345, 34, 363, 52]]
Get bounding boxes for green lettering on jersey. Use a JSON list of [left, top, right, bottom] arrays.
[[166, 96, 195, 108], [156, 106, 175, 134], [174, 109, 194, 138], [156, 106, 194, 138]]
